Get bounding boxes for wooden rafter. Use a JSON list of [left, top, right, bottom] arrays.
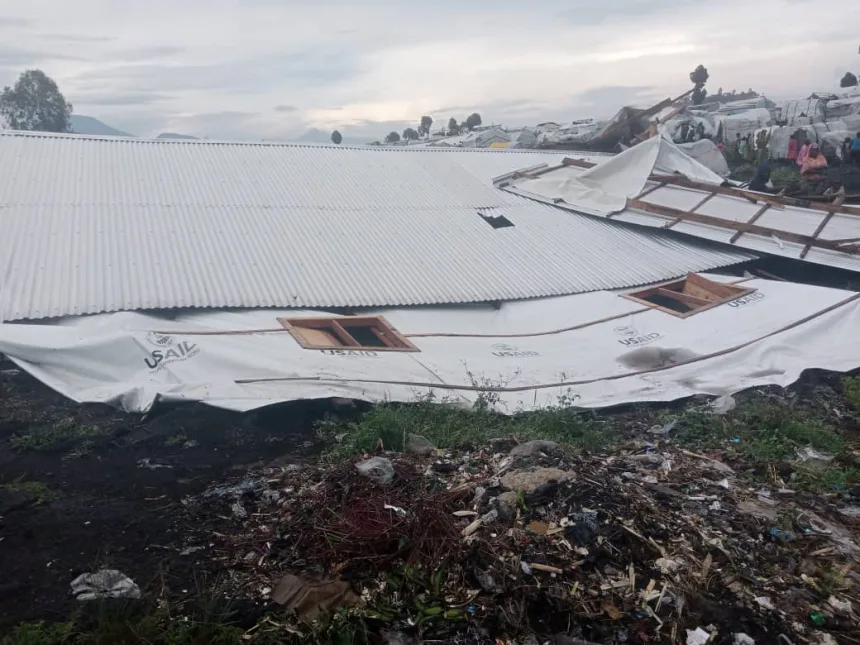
[[730, 203, 771, 243], [665, 193, 717, 229], [556, 157, 860, 217], [626, 198, 860, 256]]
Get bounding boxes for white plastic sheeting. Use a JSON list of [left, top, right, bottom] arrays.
[[507, 134, 724, 216], [0, 278, 858, 414], [676, 140, 730, 177]]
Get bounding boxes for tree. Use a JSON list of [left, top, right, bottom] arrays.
[[841, 72, 859, 88], [331, 130, 343, 144], [419, 115, 433, 137], [689, 64, 709, 106], [384, 131, 401, 144], [0, 69, 73, 132], [465, 112, 482, 131], [402, 127, 419, 141], [447, 117, 459, 135]]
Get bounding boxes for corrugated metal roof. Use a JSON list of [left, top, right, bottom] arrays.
[[0, 131, 753, 321], [502, 158, 860, 274]]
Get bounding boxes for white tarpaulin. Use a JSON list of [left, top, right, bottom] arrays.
[[0, 277, 858, 414], [511, 134, 724, 216], [676, 140, 730, 177]]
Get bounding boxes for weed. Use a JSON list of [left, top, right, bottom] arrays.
[[63, 441, 94, 461], [164, 432, 188, 448], [843, 375, 860, 410], [0, 480, 60, 504], [11, 419, 111, 452], [322, 397, 610, 461], [0, 621, 73, 645], [792, 465, 860, 493]]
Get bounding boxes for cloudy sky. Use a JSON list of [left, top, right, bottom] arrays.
[[1, 0, 856, 141]]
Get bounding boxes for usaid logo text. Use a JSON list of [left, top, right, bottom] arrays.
[[613, 326, 664, 347], [491, 343, 540, 358], [143, 333, 200, 370]]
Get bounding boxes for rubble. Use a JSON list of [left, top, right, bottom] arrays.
[[180, 432, 860, 644]]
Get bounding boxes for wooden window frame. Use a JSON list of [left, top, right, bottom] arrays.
[[278, 315, 419, 352], [622, 274, 756, 318]]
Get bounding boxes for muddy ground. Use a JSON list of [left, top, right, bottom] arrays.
[[0, 362, 365, 628]]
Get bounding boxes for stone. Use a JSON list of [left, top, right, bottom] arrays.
[[509, 440, 560, 458], [501, 467, 571, 494], [405, 433, 434, 456], [495, 491, 518, 520], [355, 457, 395, 484]]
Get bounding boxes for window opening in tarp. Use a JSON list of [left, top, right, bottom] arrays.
[[278, 316, 419, 351], [623, 274, 755, 318]]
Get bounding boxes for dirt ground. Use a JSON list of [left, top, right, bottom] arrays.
[[0, 362, 356, 628], [1, 360, 858, 642]]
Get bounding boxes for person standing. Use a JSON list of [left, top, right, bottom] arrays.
[[796, 139, 811, 168], [852, 131, 860, 165], [787, 134, 799, 163]]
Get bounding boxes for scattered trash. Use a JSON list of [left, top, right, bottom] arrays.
[[686, 627, 711, 645], [71, 569, 141, 601], [768, 527, 795, 542], [500, 467, 571, 494], [648, 419, 678, 435], [510, 439, 560, 458], [755, 596, 776, 611], [355, 456, 395, 484], [174, 434, 858, 644], [231, 502, 248, 519], [179, 545, 206, 556], [270, 573, 359, 622], [405, 434, 434, 456], [136, 458, 172, 470], [795, 447, 835, 470], [708, 393, 736, 415], [384, 504, 407, 517], [809, 610, 827, 626]]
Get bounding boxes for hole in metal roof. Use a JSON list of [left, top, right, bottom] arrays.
[[479, 212, 515, 229]]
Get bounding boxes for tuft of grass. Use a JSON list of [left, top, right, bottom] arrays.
[[164, 432, 188, 448], [11, 418, 111, 452], [0, 603, 369, 645], [0, 621, 73, 645], [844, 375, 860, 410], [322, 398, 610, 461], [0, 480, 61, 504]]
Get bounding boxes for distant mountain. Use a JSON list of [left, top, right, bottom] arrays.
[[294, 128, 369, 146], [157, 132, 198, 140], [70, 115, 135, 137]]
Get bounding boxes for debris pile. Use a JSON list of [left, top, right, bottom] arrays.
[[184, 437, 860, 644]]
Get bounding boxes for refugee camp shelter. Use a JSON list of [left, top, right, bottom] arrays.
[[0, 131, 859, 416]]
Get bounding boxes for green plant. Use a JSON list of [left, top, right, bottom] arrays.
[[164, 432, 188, 448], [843, 376, 860, 410], [11, 419, 110, 452], [0, 480, 60, 504]]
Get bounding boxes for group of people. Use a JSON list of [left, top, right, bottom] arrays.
[[843, 132, 860, 165], [729, 131, 770, 166]]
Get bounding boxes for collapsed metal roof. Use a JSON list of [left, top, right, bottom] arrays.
[[500, 135, 860, 274], [0, 131, 752, 321]]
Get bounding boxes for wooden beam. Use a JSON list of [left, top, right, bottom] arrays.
[[634, 182, 668, 200], [627, 198, 860, 256], [649, 174, 860, 217], [664, 193, 717, 229], [730, 203, 771, 243], [801, 212, 835, 259]]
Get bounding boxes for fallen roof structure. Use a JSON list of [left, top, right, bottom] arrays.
[[0, 275, 858, 413], [0, 131, 750, 321], [500, 134, 860, 273]]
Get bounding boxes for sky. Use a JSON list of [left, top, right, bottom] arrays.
[[0, 0, 857, 141]]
